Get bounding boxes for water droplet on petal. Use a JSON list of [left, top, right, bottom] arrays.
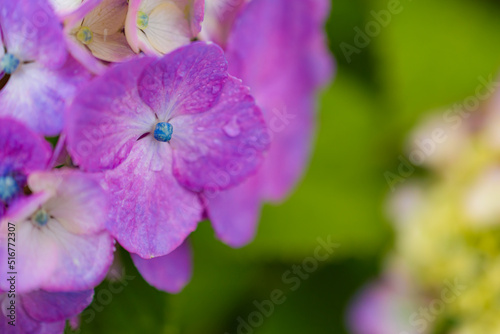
[[211, 84, 221, 94], [223, 116, 241, 137]]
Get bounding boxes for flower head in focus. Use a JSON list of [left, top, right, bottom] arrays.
[[0, 169, 113, 293], [66, 42, 268, 259], [125, 0, 204, 55]]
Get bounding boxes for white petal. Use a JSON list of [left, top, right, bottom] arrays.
[[139, 0, 170, 14], [143, 2, 191, 54], [38, 222, 113, 292], [29, 170, 108, 235], [88, 32, 136, 62], [83, 0, 128, 35], [49, 0, 83, 15], [0, 220, 59, 293]]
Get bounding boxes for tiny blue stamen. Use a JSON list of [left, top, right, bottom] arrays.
[[154, 122, 173, 142], [32, 209, 49, 226], [76, 26, 93, 45], [137, 11, 149, 30], [0, 175, 18, 201], [0, 53, 20, 75]]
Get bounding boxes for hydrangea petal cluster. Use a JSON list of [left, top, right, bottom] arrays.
[[0, 0, 333, 328], [125, 0, 204, 55], [64, 0, 135, 74], [0, 169, 114, 293], [66, 42, 268, 258]]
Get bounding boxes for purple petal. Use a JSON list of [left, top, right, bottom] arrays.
[[0, 293, 66, 334], [227, 0, 333, 193], [0, 0, 67, 69], [138, 42, 229, 118], [258, 96, 316, 201], [189, 0, 205, 36], [0, 118, 52, 175], [66, 57, 155, 171], [204, 176, 261, 247], [22, 290, 94, 322], [205, 0, 334, 246], [0, 57, 91, 136], [170, 75, 268, 192], [103, 140, 202, 258], [131, 240, 192, 293], [199, 0, 246, 47], [226, 0, 333, 97]]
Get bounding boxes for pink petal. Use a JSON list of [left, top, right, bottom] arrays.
[[66, 56, 155, 171], [204, 176, 261, 247], [131, 240, 192, 293], [0, 0, 67, 69], [103, 139, 202, 258], [170, 75, 268, 192], [22, 289, 94, 322], [138, 42, 229, 118]]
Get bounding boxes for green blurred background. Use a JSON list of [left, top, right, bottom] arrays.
[[76, 0, 500, 333]]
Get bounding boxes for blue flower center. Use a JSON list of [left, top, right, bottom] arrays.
[[137, 11, 149, 30], [32, 209, 49, 226], [0, 175, 18, 201], [154, 122, 173, 142], [0, 53, 20, 75]]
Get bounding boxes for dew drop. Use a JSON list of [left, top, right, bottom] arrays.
[[211, 84, 221, 94], [223, 116, 241, 137]]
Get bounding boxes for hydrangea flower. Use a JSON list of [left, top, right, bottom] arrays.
[[0, 0, 91, 135], [125, 0, 204, 55], [0, 169, 114, 293], [64, 0, 135, 74], [0, 118, 52, 218], [66, 42, 268, 259], [204, 0, 334, 247], [0, 289, 93, 334]]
